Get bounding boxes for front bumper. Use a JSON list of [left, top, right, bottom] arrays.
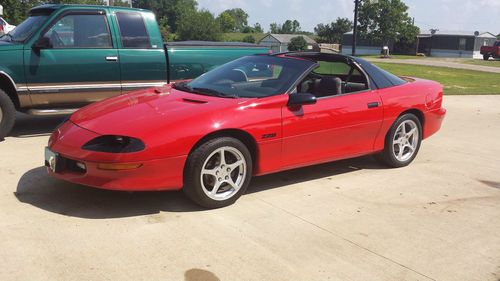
[[46, 153, 186, 191], [47, 121, 186, 191]]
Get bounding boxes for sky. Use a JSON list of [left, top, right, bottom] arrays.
[[197, 0, 500, 35]]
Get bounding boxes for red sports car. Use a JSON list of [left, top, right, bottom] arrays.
[[45, 52, 446, 208]]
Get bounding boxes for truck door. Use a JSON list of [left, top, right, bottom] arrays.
[[113, 11, 167, 93], [24, 9, 121, 107]]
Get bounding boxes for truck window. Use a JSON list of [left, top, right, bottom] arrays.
[[115, 12, 151, 48], [42, 13, 112, 48], [3, 15, 48, 42]]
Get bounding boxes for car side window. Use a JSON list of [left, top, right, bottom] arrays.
[[116, 12, 151, 48], [298, 60, 368, 98], [43, 14, 112, 48], [314, 61, 360, 76]]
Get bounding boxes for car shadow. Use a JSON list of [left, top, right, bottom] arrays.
[[9, 113, 68, 138], [15, 156, 387, 219]]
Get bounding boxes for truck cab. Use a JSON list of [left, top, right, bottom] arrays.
[[480, 40, 500, 60]]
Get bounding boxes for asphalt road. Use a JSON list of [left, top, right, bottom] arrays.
[[367, 58, 500, 73], [1, 96, 499, 281]]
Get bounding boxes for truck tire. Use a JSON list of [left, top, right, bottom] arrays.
[[0, 89, 16, 140], [483, 54, 490, 61]]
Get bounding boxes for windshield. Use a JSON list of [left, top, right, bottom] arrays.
[[495, 41, 500, 47], [1, 15, 49, 42], [179, 56, 316, 98]]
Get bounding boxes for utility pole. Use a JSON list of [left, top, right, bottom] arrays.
[[352, 0, 359, 56]]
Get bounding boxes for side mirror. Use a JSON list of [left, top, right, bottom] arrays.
[[288, 93, 317, 106], [32, 37, 52, 50]]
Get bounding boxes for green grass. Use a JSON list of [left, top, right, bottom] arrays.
[[359, 55, 424, 60], [374, 63, 500, 95], [461, 59, 500, 68], [222, 33, 266, 43]]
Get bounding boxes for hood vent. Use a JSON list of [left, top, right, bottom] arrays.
[[182, 98, 208, 104]]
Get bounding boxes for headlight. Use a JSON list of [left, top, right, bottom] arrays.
[[82, 135, 145, 153]]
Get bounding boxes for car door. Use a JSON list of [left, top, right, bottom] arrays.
[[113, 11, 167, 93], [24, 9, 121, 107], [281, 61, 383, 169]]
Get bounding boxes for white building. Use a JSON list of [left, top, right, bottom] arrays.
[[259, 34, 317, 53], [103, 0, 132, 6]]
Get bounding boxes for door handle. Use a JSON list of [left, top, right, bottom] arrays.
[[106, 56, 118, 62], [367, 102, 380, 108]]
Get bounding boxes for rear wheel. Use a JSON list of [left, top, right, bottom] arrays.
[[483, 54, 490, 61], [183, 137, 252, 209], [0, 89, 16, 140], [377, 114, 422, 168]]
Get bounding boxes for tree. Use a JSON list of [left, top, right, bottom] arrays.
[[159, 16, 170, 40], [1, 0, 106, 25], [269, 23, 279, 33], [281, 20, 293, 34], [1, 0, 27, 25], [358, 0, 419, 46], [223, 8, 248, 32], [292, 20, 301, 33], [217, 11, 236, 32], [253, 23, 263, 33], [133, 0, 197, 33], [269, 20, 301, 34], [176, 9, 222, 41], [242, 35, 255, 43], [315, 17, 353, 43], [288, 36, 307, 51], [241, 26, 254, 33]]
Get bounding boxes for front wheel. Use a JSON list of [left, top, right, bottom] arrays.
[[377, 114, 422, 168], [483, 54, 490, 61], [183, 137, 253, 209]]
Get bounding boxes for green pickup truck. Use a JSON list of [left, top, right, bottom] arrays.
[[0, 4, 268, 139]]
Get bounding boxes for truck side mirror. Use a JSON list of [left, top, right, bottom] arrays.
[[32, 37, 52, 50]]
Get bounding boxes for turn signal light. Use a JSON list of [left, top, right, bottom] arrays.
[[97, 163, 143, 171]]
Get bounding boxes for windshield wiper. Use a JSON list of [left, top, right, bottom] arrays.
[[172, 82, 193, 92], [192, 87, 237, 98], [173, 82, 237, 98]]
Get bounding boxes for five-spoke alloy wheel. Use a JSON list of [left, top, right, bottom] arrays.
[[377, 114, 422, 168], [184, 137, 252, 208], [200, 146, 247, 201]]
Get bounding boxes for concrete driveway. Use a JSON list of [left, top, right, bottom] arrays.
[[1, 96, 499, 281]]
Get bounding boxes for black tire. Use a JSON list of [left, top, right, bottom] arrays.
[[0, 89, 16, 140], [183, 137, 253, 209], [483, 54, 490, 61], [376, 114, 422, 168]]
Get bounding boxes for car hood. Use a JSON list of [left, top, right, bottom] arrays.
[[71, 85, 249, 138]]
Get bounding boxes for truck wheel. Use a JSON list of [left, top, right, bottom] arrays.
[[0, 89, 16, 140], [483, 54, 490, 61]]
